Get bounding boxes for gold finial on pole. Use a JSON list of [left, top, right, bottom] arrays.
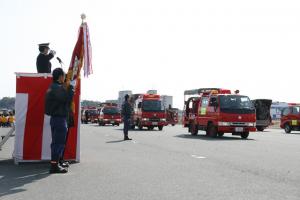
[[81, 13, 86, 24]]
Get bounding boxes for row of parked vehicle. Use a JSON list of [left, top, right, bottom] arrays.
[[81, 88, 300, 138], [81, 100, 179, 131]]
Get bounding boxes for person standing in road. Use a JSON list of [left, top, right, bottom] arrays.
[[45, 68, 75, 174], [36, 43, 56, 73], [121, 94, 132, 141]]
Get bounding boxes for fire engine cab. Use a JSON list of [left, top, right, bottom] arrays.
[[131, 94, 167, 131], [183, 88, 256, 139]]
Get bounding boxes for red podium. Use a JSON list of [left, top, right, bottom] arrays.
[[13, 73, 81, 164]]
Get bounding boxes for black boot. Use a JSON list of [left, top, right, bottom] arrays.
[[59, 160, 70, 168], [124, 136, 132, 140], [49, 162, 68, 174]]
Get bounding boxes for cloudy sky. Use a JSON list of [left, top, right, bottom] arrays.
[[1, 0, 300, 108]]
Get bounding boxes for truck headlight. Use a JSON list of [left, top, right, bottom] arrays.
[[247, 123, 256, 127], [161, 118, 166, 122], [142, 118, 149, 121], [218, 122, 230, 126]]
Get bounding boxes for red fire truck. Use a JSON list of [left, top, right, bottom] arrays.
[[81, 107, 98, 124], [183, 88, 256, 139], [131, 94, 167, 131], [98, 104, 122, 126], [280, 104, 300, 133]]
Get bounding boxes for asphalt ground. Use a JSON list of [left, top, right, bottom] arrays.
[[0, 124, 300, 200]]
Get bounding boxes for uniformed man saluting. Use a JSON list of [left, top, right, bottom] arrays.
[[45, 68, 75, 174], [36, 43, 56, 73]]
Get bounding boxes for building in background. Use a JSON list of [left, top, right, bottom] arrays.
[[161, 95, 173, 109], [118, 90, 132, 109]]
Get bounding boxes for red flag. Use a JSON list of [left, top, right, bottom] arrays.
[[65, 20, 92, 122], [67, 22, 92, 82]]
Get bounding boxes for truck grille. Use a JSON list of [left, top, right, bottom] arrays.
[[150, 118, 160, 122], [231, 122, 247, 126]]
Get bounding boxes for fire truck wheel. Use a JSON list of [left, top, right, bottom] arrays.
[[190, 123, 198, 135], [158, 126, 163, 131], [172, 124, 175, 126], [217, 132, 224, 137], [241, 132, 249, 139], [256, 126, 265, 132], [284, 124, 292, 134], [207, 124, 217, 137]]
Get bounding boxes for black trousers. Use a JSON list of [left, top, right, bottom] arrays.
[[50, 116, 68, 162], [123, 118, 130, 137]]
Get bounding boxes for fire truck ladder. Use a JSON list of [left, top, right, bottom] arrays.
[[184, 88, 221, 95], [0, 125, 15, 151]]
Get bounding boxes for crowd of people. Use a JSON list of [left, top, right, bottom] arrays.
[[0, 113, 15, 127]]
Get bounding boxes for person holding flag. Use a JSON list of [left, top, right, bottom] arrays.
[[45, 68, 75, 174]]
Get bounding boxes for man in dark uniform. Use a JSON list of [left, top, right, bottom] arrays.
[[36, 43, 56, 73], [45, 68, 75, 174], [121, 94, 132, 140]]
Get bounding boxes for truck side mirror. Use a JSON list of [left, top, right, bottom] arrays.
[[138, 102, 142, 109]]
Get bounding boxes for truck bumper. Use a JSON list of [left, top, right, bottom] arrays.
[[218, 126, 256, 133], [141, 121, 167, 126], [100, 119, 122, 124], [256, 120, 270, 127]]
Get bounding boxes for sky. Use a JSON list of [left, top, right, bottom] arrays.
[[0, 0, 300, 108]]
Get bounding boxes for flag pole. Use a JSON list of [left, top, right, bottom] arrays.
[[81, 13, 86, 25], [63, 14, 86, 162]]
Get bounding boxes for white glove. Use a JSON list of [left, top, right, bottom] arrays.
[[50, 50, 56, 55], [70, 80, 77, 87]]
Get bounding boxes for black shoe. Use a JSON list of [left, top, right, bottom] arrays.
[[124, 137, 132, 140], [49, 164, 68, 174], [59, 161, 70, 168]]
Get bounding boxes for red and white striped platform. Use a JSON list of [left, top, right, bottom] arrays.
[[13, 73, 81, 164]]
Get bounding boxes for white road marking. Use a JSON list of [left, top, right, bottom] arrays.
[[191, 155, 206, 159]]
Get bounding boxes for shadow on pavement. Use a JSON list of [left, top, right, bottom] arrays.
[[114, 128, 160, 132], [175, 134, 256, 141], [0, 159, 50, 198], [106, 140, 125, 143], [92, 124, 121, 127]]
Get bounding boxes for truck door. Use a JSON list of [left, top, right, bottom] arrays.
[[290, 107, 300, 127], [281, 107, 290, 126], [207, 96, 219, 123], [198, 96, 209, 126]]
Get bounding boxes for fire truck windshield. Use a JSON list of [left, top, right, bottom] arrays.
[[87, 110, 97, 116], [142, 100, 164, 112], [219, 95, 255, 113], [103, 107, 120, 115]]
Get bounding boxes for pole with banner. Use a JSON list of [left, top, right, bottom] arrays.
[[64, 14, 93, 159]]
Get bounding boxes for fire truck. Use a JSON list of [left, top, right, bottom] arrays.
[[166, 108, 179, 126], [81, 107, 98, 124], [280, 103, 300, 133], [98, 103, 122, 126], [130, 94, 167, 131], [183, 88, 256, 139]]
